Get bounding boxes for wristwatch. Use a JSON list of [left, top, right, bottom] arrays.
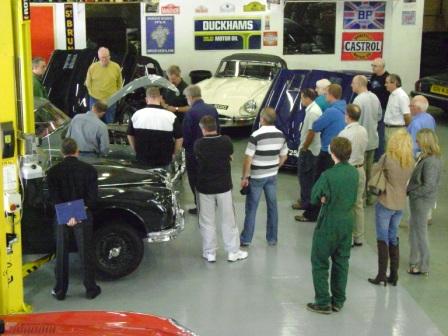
[[175, 107, 179, 112]]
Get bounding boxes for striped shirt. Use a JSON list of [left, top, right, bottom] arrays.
[[245, 125, 288, 179]]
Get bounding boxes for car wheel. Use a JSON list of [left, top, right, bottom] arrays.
[[93, 223, 144, 280]]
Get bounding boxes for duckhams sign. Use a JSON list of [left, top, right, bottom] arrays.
[[341, 32, 383, 61], [194, 17, 262, 50]]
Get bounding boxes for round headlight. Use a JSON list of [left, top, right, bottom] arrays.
[[243, 99, 257, 114]]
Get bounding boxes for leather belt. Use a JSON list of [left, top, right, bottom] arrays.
[[385, 124, 404, 128], [354, 163, 364, 168]]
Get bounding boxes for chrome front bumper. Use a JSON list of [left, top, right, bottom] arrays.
[[145, 208, 185, 243], [145, 192, 185, 243], [219, 115, 255, 127]]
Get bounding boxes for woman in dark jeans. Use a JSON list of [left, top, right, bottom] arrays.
[[368, 129, 414, 286], [407, 129, 442, 276]]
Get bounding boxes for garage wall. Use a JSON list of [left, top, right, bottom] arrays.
[[141, 0, 424, 93]]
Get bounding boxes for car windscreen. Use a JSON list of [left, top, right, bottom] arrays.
[[35, 102, 70, 139], [216, 60, 281, 80]]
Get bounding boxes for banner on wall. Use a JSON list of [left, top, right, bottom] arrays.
[[146, 16, 174, 54], [343, 2, 386, 29], [194, 17, 262, 50], [341, 32, 383, 61], [64, 3, 75, 50]]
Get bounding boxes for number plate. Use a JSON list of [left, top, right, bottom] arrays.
[[430, 84, 448, 96], [214, 104, 229, 110]]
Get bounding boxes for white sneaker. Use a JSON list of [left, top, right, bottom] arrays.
[[203, 253, 216, 263], [228, 250, 248, 262]]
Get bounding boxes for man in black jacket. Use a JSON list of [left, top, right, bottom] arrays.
[[47, 138, 101, 300], [194, 116, 248, 263]]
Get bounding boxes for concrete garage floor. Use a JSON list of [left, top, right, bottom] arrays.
[[25, 110, 448, 336]]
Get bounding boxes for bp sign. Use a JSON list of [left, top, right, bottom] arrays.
[[341, 32, 383, 61]]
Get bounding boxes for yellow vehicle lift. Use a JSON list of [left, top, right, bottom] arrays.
[[0, 0, 36, 314]]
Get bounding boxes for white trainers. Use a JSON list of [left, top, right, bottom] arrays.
[[228, 250, 248, 262], [203, 253, 216, 263]]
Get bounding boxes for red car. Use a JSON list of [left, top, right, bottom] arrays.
[[0, 311, 197, 335]]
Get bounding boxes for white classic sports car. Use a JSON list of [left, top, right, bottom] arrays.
[[197, 53, 288, 127]]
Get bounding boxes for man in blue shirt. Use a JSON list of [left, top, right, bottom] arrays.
[[298, 84, 346, 222], [407, 95, 436, 156], [183, 85, 219, 214]]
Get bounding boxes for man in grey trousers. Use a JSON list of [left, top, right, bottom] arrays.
[[194, 115, 248, 263]]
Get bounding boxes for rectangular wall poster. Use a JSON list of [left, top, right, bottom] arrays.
[[146, 16, 175, 54], [194, 17, 262, 50], [344, 2, 386, 29], [402, 11, 416, 25], [341, 32, 383, 61]]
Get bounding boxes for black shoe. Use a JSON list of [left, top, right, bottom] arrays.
[[51, 289, 66, 301], [306, 303, 331, 314], [188, 208, 198, 215], [351, 242, 363, 248], [240, 241, 250, 247], [86, 286, 101, 299], [331, 304, 342, 312]]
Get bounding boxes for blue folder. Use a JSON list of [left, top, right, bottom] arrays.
[[54, 199, 87, 225]]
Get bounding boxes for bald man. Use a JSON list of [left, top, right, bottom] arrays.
[[369, 58, 390, 160], [85, 47, 123, 124], [408, 95, 436, 156], [352, 75, 382, 204]]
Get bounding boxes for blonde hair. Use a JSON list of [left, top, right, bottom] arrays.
[[417, 128, 441, 157], [386, 129, 414, 168]]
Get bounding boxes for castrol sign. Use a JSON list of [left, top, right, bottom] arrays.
[[341, 32, 383, 61]]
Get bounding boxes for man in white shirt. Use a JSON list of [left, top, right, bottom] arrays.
[[384, 74, 411, 144], [292, 89, 322, 219], [339, 104, 368, 246], [352, 75, 382, 205]]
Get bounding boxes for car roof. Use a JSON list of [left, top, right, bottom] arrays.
[[222, 53, 287, 67]]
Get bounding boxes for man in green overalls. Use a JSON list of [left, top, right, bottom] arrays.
[[307, 137, 359, 314]]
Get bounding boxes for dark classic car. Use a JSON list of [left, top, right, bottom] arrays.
[[411, 71, 448, 112], [43, 48, 164, 120], [254, 69, 364, 168], [23, 98, 184, 279]]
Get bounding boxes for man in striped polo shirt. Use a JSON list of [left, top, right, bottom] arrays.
[[240, 108, 288, 246]]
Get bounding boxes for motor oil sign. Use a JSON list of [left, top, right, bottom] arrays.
[[341, 32, 383, 61]]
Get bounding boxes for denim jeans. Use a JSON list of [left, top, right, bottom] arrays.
[[375, 202, 403, 246], [89, 96, 117, 124], [240, 175, 278, 244]]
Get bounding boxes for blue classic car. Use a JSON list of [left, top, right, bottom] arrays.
[[254, 69, 362, 168]]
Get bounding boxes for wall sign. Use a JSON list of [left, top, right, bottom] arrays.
[[161, 4, 180, 15], [263, 31, 278, 46], [195, 5, 208, 13], [146, 16, 175, 54], [64, 4, 75, 50], [341, 32, 383, 61], [22, 0, 30, 21], [402, 11, 416, 25], [220, 3, 236, 13], [243, 1, 266, 12], [344, 2, 386, 29], [194, 17, 262, 50]]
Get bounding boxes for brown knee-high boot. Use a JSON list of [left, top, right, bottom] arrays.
[[368, 240, 388, 286], [387, 239, 399, 286]]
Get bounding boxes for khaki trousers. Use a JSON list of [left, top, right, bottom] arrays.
[[384, 126, 406, 146]]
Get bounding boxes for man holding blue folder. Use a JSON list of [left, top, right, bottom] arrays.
[[47, 138, 101, 300]]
